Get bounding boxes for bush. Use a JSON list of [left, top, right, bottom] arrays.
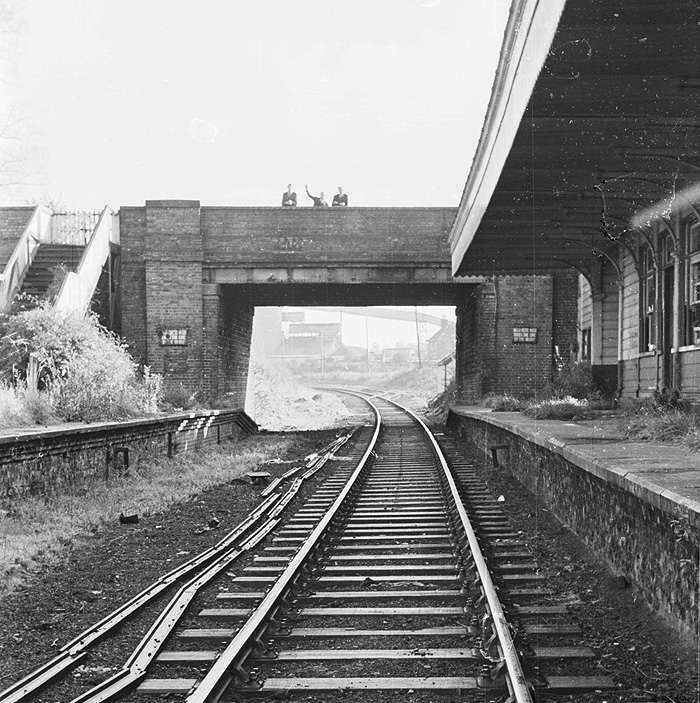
[[0, 305, 161, 425], [161, 383, 199, 411], [620, 403, 700, 450], [544, 360, 598, 400], [522, 396, 592, 420], [481, 393, 527, 412], [424, 379, 458, 423]]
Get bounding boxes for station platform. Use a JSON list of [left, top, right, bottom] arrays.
[[448, 405, 700, 527], [446, 404, 700, 644]]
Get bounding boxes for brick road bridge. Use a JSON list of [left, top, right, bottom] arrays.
[[0, 201, 577, 405], [115, 200, 576, 403]]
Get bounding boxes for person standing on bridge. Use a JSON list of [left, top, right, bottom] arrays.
[[332, 186, 348, 206], [282, 184, 297, 206], [305, 184, 328, 207]]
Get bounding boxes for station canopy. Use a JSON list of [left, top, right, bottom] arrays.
[[450, 0, 700, 278]]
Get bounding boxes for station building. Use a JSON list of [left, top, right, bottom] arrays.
[[449, 0, 700, 405]]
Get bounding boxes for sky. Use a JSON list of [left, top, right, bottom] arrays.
[[289, 305, 455, 349], [2, 0, 511, 210]]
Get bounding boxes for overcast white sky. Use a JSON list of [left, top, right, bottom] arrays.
[[291, 305, 455, 349], [3, 0, 510, 210]]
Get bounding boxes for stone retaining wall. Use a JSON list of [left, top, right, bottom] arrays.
[[446, 410, 699, 645]]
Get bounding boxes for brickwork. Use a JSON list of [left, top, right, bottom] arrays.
[[201, 287, 253, 402], [119, 207, 148, 363], [225, 298, 254, 401], [200, 207, 456, 266], [202, 286, 222, 399], [118, 202, 577, 407], [0, 207, 35, 268], [455, 276, 557, 401], [454, 297, 474, 400], [552, 271, 579, 362], [495, 275, 553, 396], [145, 260, 203, 392], [142, 201, 204, 395], [454, 284, 497, 401]]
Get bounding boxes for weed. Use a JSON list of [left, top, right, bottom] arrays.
[[0, 305, 162, 426], [0, 435, 292, 595], [543, 360, 599, 400], [619, 402, 700, 450], [482, 393, 527, 412], [522, 396, 592, 421]]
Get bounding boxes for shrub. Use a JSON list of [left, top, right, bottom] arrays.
[[544, 360, 598, 400], [522, 396, 592, 420], [0, 305, 161, 425], [620, 403, 700, 450], [481, 393, 527, 412], [424, 379, 458, 423], [161, 383, 199, 411]]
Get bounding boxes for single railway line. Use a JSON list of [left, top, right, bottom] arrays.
[[1, 391, 616, 702]]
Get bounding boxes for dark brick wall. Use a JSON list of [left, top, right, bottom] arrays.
[[119, 207, 148, 363], [552, 271, 579, 363], [224, 297, 254, 402], [142, 202, 204, 395], [455, 284, 496, 401], [201, 286, 254, 403], [455, 276, 557, 401], [200, 207, 456, 265], [447, 412, 700, 645], [0, 207, 35, 268], [146, 260, 203, 392], [495, 275, 553, 396]]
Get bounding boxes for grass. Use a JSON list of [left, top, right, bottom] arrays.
[[482, 393, 527, 412], [0, 384, 37, 429], [620, 405, 700, 451], [0, 435, 292, 595], [522, 396, 593, 420]]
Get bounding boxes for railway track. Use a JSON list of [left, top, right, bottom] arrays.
[[1, 392, 616, 702]]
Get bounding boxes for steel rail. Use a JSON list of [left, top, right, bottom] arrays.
[[185, 399, 381, 703], [385, 398, 534, 703], [62, 430, 359, 703], [0, 493, 273, 703], [0, 428, 357, 703]]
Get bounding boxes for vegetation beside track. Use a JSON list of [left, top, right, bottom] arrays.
[[0, 434, 294, 596], [0, 305, 161, 428]]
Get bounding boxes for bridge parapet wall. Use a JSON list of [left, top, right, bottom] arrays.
[[200, 207, 456, 266]]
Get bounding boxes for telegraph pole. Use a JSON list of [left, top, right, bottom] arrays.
[[414, 306, 422, 368]]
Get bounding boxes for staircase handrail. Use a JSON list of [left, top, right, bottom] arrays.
[[0, 205, 53, 313], [53, 205, 113, 315]]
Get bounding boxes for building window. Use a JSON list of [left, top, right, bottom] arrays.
[[684, 220, 700, 346], [580, 328, 591, 361], [640, 242, 656, 353]]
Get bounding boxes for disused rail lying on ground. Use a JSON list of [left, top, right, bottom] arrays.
[[0, 409, 257, 505], [0, 427, 361, 703]]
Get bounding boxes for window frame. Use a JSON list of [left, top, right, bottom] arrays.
[[683, 220, 700, 347], [639, 241, 657, 354]]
